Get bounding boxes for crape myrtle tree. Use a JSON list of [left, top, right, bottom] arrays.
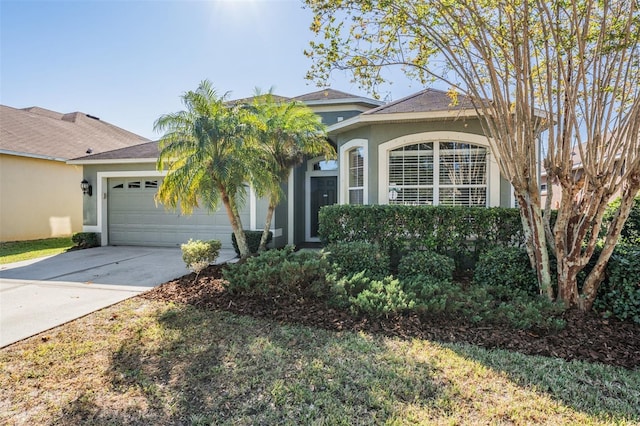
[[305, 0, 640, 311], [155, 80, 253, 258], [245, 91, 334, 251]]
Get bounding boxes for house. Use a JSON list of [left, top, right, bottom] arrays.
[[0, 105, 149, 242], [69, 88, 516, 249]]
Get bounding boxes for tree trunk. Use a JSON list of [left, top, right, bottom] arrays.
[[517, 193, 554, 299], [258, 199, 275, 252], [219, 187, 250, 258], [579, 179, 640, 311]]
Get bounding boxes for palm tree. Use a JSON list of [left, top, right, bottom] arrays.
[[154, 80, 252, 258], [246, 91, 335, 251]]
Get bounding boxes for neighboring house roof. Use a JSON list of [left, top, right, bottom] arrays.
[[68, 141, 160, 164], [0, 105, 149, 162]]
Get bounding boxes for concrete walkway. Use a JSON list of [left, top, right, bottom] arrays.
[[0, 246, 236, 348]]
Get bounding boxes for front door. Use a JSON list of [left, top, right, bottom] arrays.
[[309, 176, 337, 239]]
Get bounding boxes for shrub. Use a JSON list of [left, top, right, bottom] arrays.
[[402, 275, 463, 315], [223, 247, 332, 299], [593, 245, 640, 323], [601, 193, 640, 245], [71, 232, 100, 249], [473, 247, 539, 298], [324, 241, 390, 280], [181, 239, 221, 274], [231, 230, 273, 256], [349, 276, 417, 317], [397, 251, 455, 281]]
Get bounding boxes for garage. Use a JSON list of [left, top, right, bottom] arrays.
[[107, 177, 245, 248]]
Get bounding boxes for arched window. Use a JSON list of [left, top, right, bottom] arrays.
[[388, 141, 487, 207]]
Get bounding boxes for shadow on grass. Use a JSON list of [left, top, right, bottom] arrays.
[[55, 304, 438, 425], [446, 342, 640, 421]]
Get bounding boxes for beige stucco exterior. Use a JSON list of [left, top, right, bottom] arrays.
[[0, 154, 83, 241]]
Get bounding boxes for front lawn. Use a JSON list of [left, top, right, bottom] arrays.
[[0, 237, 74, 264], [1, 297, 638, 425]]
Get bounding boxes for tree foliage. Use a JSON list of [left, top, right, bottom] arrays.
[[154, 80, 253, 257], [305, 0, 640, 311], [244, 91, 334, 251]]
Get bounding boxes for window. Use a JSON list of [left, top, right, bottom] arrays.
[[313, 160, 338, 171], [388, 141, 487, 207], [128, 181, 141, 189], [348, 147, 364, 204], [145, 180, 159, 189]]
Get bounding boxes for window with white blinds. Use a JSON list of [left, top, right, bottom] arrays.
[[348, 147, 364, 204], [389, 141, 487, 207]]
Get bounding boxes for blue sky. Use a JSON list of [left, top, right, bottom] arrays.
[[1, 0, 421, 140]]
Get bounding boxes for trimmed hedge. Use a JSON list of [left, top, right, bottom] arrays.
[[231, 230, 273, 256], [593, 245, 640, 324], [319, 204, 526, 269]]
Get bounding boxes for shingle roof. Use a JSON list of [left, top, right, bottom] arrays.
[[72, 141, 159, 161], [0, 105, 149, 161], [293, 88, 365, 102], [363, 88, 475, 115]]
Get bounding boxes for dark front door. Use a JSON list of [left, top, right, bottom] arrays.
[[310, 176, 337, 238]]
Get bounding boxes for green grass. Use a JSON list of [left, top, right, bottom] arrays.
[[1, 298, 638, 425], [0, 237, 74, 264]]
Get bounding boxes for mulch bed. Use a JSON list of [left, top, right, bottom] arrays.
[[143, 264, 640, 370]]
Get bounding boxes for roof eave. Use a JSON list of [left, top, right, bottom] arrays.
[[66, 158, 158, 165], [0, 149, 67, 162]]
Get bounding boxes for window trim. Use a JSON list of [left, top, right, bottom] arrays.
[[339, 139, 368, 204], [378, 131, 500, 207]]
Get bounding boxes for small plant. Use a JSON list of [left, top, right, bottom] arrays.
[[71, 232, 100, 249], [349, 276, 417, 317], [397, 251, 455, 281], [231, 230, 272, 256], [324, 241, 390, 280], [181, 239, 221, 274]]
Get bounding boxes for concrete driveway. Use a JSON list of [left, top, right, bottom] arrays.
[[0, 246, 236, 348]]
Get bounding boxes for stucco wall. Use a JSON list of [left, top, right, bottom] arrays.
[[0, 154, 82, 241], [333, 118, 511, 207]]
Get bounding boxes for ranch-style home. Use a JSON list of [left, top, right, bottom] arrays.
[[69, 88, 517, 249], [0, 105, 149, 242]]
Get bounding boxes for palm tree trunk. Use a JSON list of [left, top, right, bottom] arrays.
[[258, 199, 275, 252], [219, 187, 250, 258]]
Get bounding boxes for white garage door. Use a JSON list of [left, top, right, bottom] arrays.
[[107, 177, 246, 248]]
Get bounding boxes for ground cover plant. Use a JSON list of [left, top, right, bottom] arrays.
[[1, 296, 639, 425], [0, 237, 74, 264]]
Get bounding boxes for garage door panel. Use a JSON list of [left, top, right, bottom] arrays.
[[108, 178, 244, 248]]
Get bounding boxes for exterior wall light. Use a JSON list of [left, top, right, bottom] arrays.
[[81, 179, 93, 196]]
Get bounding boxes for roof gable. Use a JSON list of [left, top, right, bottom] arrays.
[[363, 88, 475, 115]]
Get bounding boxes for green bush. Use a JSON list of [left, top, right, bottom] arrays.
[[71, 232, 100, 249], [402, 275, 462, 315], [318, 204, 526, 270], [181, 239, 221, 274], [231, 230, 273, 256], [593, 245, 640, 323], [601, 194, 640, 245], [349, 276, 417, 317], [324, 241, 390, 280], [223, 247, 332, 299], [473, 247, 539, 298], [397, 251, 455, 281]]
